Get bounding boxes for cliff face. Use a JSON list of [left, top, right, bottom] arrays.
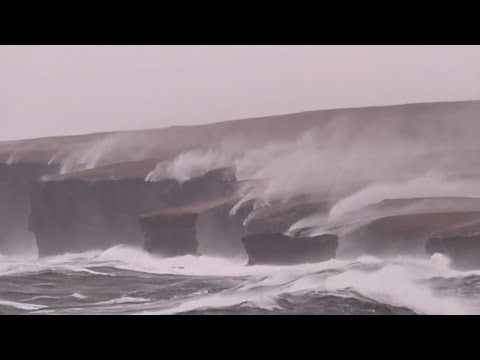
[[196, 202, 249, 257], [242, 232, 338, 265], [139, 194, 338, 264], [3, 99, 480, 259], [30, 167, 237, 256], [0, 163, 58, 254], [140, 213, 199, 256], [139, 194, 248, 258]]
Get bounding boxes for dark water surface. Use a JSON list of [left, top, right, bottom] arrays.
[[1, 246, 480, 315]]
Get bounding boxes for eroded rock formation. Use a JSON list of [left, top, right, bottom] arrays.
[[0, 163, 58, 254], [139, 195, 246, 257], [30, 166, 238, 256], [196, 201, 250, 257], [2, 100, 480, 260], [242, 232, 338, 265], [140, 212, 199, 256]]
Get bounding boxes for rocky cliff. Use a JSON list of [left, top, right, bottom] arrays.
[[242, 232, 338, 265], [139, 194, 248, 257], [0, 163, 58, 254], [140, 212, 199, 256], [2, 99, 480, 260], [30, 167, 238, 256]]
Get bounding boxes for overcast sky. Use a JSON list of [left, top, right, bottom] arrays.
[[1, 45, 480, 141]]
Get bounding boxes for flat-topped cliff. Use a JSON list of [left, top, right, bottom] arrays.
[[2, 100, 480, 262], [30, 167, 238, 256]]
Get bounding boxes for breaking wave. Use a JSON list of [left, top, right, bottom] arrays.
[[2, 246, 480, 315]]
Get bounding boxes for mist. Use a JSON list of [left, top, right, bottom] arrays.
[[2, 45, 480, 141], [49, 132, 163, 174], [134, 100, 480, 236]]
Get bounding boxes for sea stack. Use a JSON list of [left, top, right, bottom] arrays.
[[241, 232, 338, 265]]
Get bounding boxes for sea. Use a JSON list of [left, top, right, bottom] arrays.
[[1, 245, 480, 315]]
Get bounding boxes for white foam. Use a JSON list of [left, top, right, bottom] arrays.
[[3, 246, 480, 315], [0, 299, 46, 311], [94, 297, 150, 306], [324, 258, 469, 315], [140, 253, 479, 315], [6, 152, 17, 165], [22, 295, 63, 301], [71, 293, 87, 299], [0, 250, 111, 277]]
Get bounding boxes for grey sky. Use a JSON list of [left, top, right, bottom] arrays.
[[1, 45, 480, 141]]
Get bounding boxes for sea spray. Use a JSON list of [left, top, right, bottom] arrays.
[[145, 147, 234, 183], [48, 132, 163, 174], [328, 173, 480, 222], [2, 246, 480, 314]]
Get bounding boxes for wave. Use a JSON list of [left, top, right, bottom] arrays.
[[71, 293, 87, 299], [140, 254, 478, 315], [0, 299, 46, 311], [2, 246, 480, 314], [0, 250, 112, 277], [93, 297, 151, 306]]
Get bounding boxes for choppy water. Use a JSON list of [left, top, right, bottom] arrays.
[[1, 246, 480, 315]]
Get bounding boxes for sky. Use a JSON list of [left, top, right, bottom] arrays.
[[1, 45, 480, 141]]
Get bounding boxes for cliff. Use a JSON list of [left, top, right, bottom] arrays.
[[30, 167, 238, 256], [2, 99, 480, 258], [140, 213, 199, 256], [0, 163, 58, 254], [242, 232, 338, 265], [139, 194, 248, 257], [2, 100, 480, 169]]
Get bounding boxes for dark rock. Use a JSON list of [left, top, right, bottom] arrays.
[[30, 167, 238, 256], [196, 202, 248, 257], [0, 163, 58, 254], [4, 99, 480, 256], [241, 232, 338, 265], [139, 194, 246, 257], [140, 213, 199, 256]]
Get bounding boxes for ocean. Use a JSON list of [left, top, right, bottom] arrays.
[[1, 245, 479, 315]]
